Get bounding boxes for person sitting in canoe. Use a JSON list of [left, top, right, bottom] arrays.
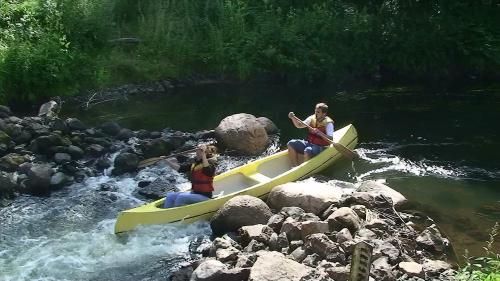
[[162, 144, 218, 208], [287, 102, 334, 166]]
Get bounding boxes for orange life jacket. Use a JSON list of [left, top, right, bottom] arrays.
[[306, 115, 334, 147], [190, 162, 214, 193]]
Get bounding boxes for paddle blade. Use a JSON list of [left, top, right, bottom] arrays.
[[138, 157, 164, 168], [332, 142, 359, 160]]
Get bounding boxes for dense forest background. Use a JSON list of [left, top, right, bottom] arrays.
[[0, 0, 498, 105]]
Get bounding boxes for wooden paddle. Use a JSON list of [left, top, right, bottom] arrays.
[[291, 115, 358, 160], [138, 147, 199, 168]]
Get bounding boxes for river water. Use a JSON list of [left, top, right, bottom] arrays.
[[1, 84, 499, 280]]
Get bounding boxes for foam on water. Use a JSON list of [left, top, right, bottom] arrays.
[[0, 219, 210, 281], [356, 145, 465, 181], [0, 150, 211, 281]]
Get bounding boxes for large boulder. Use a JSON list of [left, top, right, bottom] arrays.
[[210, 195, 273, 235], [267, 181, 341, 215], [214, 113, 269, 155], [256, 117, 279, 135]]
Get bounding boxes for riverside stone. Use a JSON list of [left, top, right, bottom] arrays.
[[0, 153, 26, 171], [268, 181, 341, 215], [399, 261, 424, 277], [248, 251, 311, 281], [190, 259, 227, 281], [327, 207, 361, 233], [210, 195, 272, 236], [26, 164, 53, 195], [358, 180, 408, 209]]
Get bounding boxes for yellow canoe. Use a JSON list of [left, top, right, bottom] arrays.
[[114, 124, 358, 234]]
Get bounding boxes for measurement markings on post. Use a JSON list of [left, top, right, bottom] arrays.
[[349, 241, 373, 281]]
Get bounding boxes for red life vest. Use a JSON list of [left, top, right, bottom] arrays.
[[306, 115, 334, 147], [190, 162, 214, 193]]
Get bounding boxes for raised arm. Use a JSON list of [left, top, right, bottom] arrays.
[[288, 112, 307, 128]]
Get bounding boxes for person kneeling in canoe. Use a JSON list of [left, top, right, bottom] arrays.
[[162, 144, 218, 208], [287, 102, 334, 166]]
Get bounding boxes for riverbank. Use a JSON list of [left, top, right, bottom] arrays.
[[169, 180, 457, 281]]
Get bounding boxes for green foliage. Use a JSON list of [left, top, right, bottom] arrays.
[[456, 223, 500, 281], [0, 0, 94, 104], [0, 0, 499, 105]]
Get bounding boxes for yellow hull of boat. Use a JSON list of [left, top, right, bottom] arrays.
[[114, 124, 358, 233]]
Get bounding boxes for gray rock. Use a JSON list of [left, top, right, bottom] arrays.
[[268, 182, 341, 215], [256, 117, 279, 135], [26, 164, 53, 195], [190, 259, 227, 281], [0, 172, 17, 199], [112, 152, 139, 175], [140, 138, 174, 158], [280, 217, 302, 241], [398, 261, 424, 278], [235, 252, 257, 268], [86, 144, 105, 156], [215, 113, 269, 155], [116, 128, 134, 140], [290, 246, 308, 263], [66, 118, 87, 131], [267, 213, 286, 233], [137, 177, 177, 200], [0, 153, 26, 172], [38, 100, 60, 119], [358, 181, 408, 209], [67, 145, 84, 159], [210, 195, 273, 236], [416, 225, 447, 253], [100, 121, 122, 136], [327, 207, 362, 233], [244, 240, 266, 252], [249, 251, 311, 281], [0, 130, 12, 145], [371, 256, 396, 281], [239, 224, 275, 246], [50, 172, 69, 188], [0, 105, 12, 117], [54, 152, 71, 164], [336, 228, 353, 244]]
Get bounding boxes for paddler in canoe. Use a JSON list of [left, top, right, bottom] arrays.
[[161, 144, 218, 208]]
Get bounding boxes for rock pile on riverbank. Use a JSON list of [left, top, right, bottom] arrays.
[[169, 180, 456, 281], [0, 103, 217, 204], [0, 103, 280, 205]]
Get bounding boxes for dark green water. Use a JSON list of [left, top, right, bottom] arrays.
[[65, 84, 500, 257]]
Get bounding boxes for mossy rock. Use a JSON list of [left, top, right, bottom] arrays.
[[0, 131, 11, 144]]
